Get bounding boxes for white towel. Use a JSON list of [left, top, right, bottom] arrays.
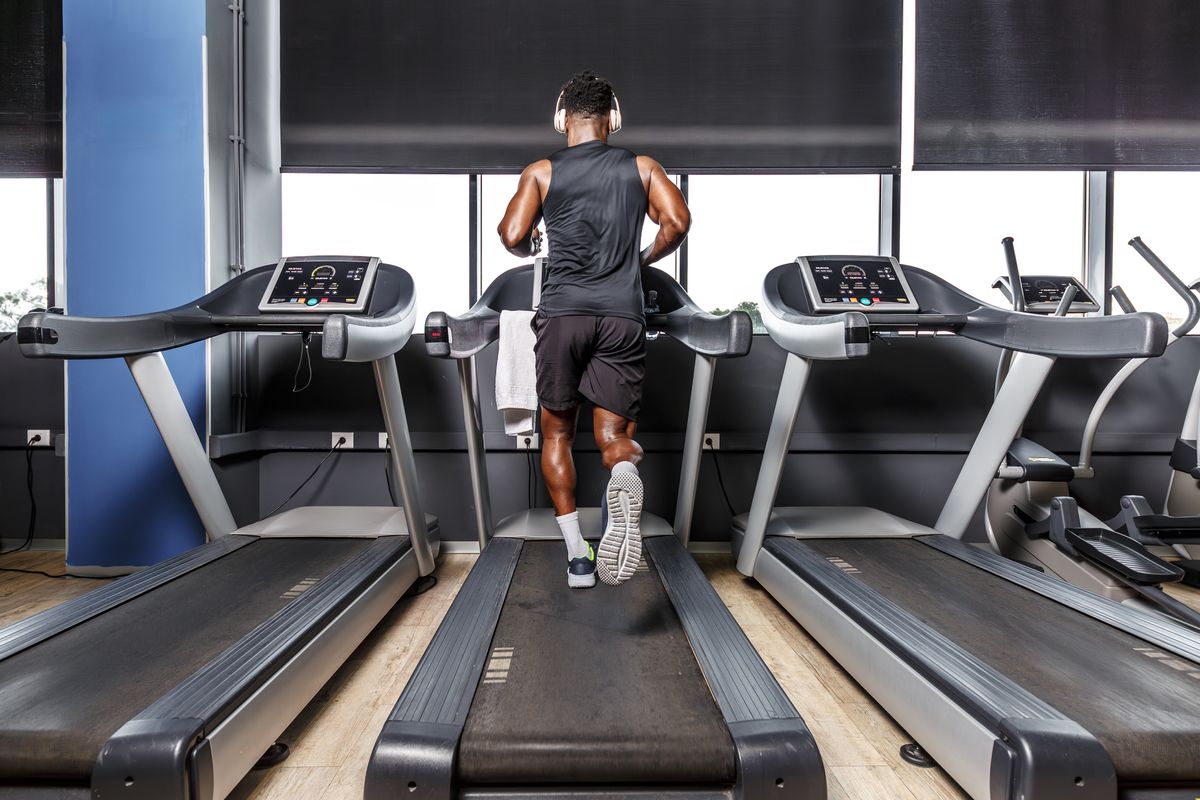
[[496, 310, 538, 436]]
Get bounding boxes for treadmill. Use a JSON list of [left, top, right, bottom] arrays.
[[2, 257, 437, 800], [732, 255, 1200, 800], [365, 264, 825, 799]]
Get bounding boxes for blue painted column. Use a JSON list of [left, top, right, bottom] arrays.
[[63, 1, 209, 571]]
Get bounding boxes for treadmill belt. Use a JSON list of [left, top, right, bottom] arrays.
[[457, 541, 736, 786], [0, 537, 369, 781], [800, 537, 1200, 781]]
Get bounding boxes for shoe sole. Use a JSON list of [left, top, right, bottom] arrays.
[[597, 472, 643, 586], [567, 571, 596, 588]]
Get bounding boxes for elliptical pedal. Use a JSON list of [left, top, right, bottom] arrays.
[[1061, 527, 1184, 585]]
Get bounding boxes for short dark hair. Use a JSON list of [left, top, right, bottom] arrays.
[[560, 71, 615, 119]]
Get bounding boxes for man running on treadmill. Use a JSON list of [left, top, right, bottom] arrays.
[[498, 71, 691, 588]]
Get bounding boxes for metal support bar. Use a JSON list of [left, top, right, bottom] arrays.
[[126, 353, 238, 538], [469, 174, 481, 306], [934, 351, 1057, 538], [374, 356, 435, 574], [45, 178, 55, 307], [458, 356, 494, 547], [1078, 357, 1151, 471], [737, 353, 812, 576], [1084, 171, 1114, 315], [678, 174, 689, 289], [672, 354, 716, 545], [878, 173, 901, 259]]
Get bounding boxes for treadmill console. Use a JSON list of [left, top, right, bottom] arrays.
[[796, 256, 919, 312], [996, 275, 1099, 315], [259, 256, 380, 312]]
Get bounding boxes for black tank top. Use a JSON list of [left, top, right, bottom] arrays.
[[539, 140, 648, 322]]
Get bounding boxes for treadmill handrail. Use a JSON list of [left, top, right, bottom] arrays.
[[763, 261, 1168, 360], [761, 264, 870, 361], [18, 262, 419, 362], [423, 263, 752, 360]]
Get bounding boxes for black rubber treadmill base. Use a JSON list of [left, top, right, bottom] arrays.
[[0, 537, 370, 781], [796, 537, 1200, 782], [456, 541, 736, 786]]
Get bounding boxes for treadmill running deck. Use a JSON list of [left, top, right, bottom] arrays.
[[456, 541, 736, 786], [0, 537, 371, 781], [795, 536, 1200, 782]]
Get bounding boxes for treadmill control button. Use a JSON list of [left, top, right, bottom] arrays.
[[306, 298, 319, 306], [859, 297, 873, 306]]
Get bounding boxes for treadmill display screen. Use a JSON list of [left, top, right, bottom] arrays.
[[259, 257, 379, 313], [1018, 276, 1099, 313], [799, 257, 918, 311]]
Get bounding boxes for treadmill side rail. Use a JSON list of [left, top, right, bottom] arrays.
[[93, 536, 413, 800], [990, 718, 1117, 800], [366, 538, 522, 800], [761, 538, 1116, 800], [646, 536, 825, 799], [0, 535, 254, 661]]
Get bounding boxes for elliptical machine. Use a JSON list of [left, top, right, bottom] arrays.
[[985, 236, 1200, 626]]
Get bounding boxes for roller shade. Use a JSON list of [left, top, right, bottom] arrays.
[[0, 0, 62, 178], [281, 0, 901, 173], [915, 0, 1200, 169]]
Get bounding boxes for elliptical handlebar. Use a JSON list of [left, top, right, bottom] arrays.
[[1129, 237, 1200, 338], [1110, 285, 1136, 315], [1052, 283, 1078, 317], [1001, 237, 1025, 313]]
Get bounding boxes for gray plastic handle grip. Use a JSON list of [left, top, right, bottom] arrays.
[[322, 301, 418, 362]]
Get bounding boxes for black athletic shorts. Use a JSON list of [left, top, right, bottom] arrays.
[[531, 312, 646, 422]]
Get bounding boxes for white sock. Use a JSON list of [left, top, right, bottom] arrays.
[[556, 511, 589, 560], [611, 461, 639, 477]]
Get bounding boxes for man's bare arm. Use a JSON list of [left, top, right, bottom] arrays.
[[498, 161, 549, 257], [637, 156, 691, 268]]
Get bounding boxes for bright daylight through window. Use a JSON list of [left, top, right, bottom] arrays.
[[1112, 171, 1200, 331], [686, 175, 879, 330], [0, 179, 48, 329], [899, 171, 1085, 305], [282, 173, 469, 321]]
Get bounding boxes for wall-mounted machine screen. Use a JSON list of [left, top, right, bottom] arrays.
[[259, 256, 380, 313], [996, 275, 1100, 315], [280, 0, 901, 172], [797, 256, 919, 312]]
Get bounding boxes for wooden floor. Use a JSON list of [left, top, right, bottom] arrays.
[[1, 549, 1199, 800]]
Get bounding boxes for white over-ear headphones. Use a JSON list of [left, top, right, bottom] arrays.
[[553, 90, 622, 135]]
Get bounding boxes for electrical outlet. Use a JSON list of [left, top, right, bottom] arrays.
[[332, 432, 355, 449], [703, 432, 721, 450], [26, 429, 51, 448], [516, 433, 540, 450], [378, 432, 389, 449]]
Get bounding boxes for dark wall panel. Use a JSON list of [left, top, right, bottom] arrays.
[[916, 0, 1200, 168], [10, 330, 1200, 549], [0, 335, 64, 546], [226, 333, 1200, 544], [281, 0, 901, 172]]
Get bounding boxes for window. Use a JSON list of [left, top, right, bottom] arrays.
[[685, 175, 879, 324], [0, 179, 49, 329], [900, 171, 1085, 303], [480, 174, 677, 291], [281, 173, 470, 321], [1111, 172, 1200, 332]]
